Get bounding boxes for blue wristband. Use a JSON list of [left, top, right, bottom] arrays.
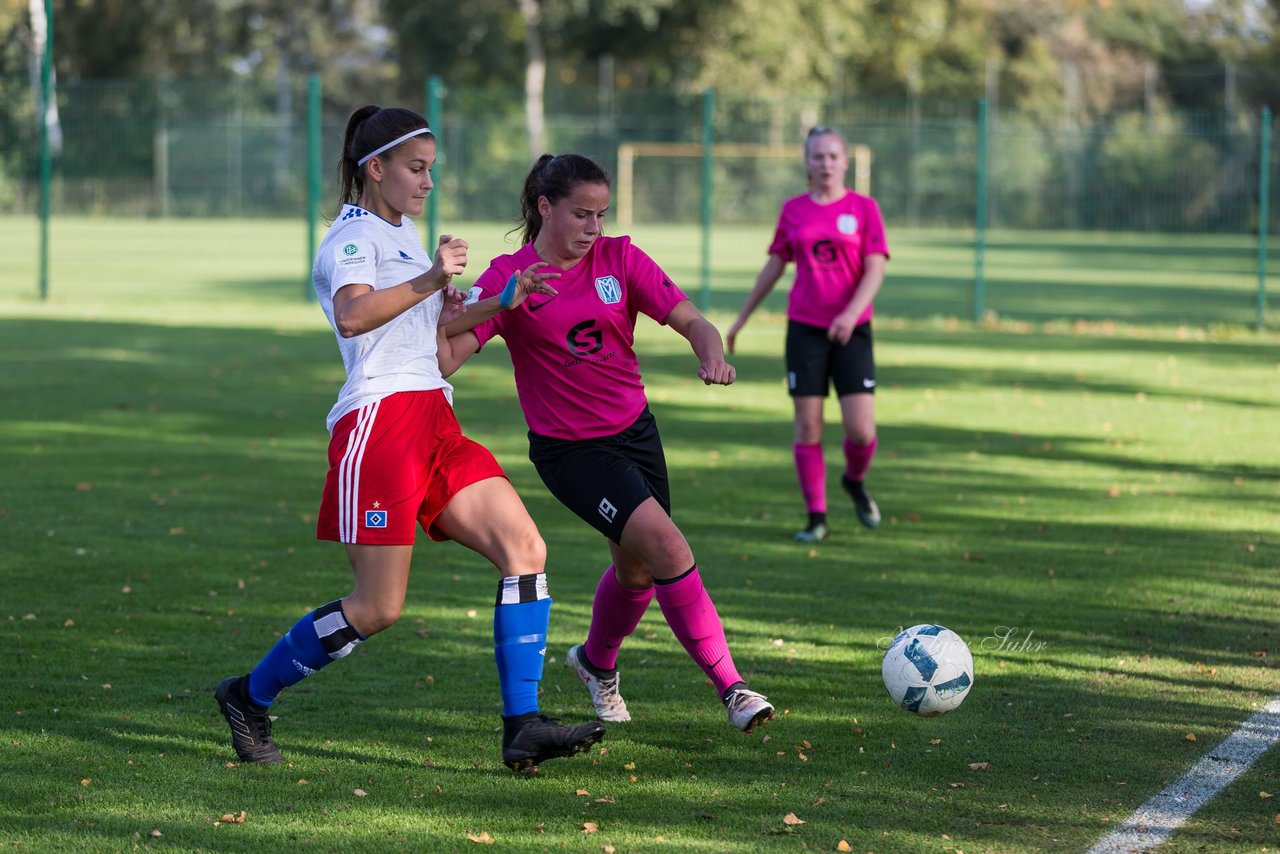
[[500, 273, 520, 309]]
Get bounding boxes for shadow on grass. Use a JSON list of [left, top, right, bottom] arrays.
[[2, 314, 1277, 852]]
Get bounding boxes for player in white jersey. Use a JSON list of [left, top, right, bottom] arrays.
[[214, 105, 602, 774]]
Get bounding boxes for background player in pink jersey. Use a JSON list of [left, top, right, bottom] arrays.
[[726, 126, 890, 543], [439, 153, 774, 734], [213, 106, 602, 774]]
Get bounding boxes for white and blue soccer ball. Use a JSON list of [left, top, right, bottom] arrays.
[[881, 624, 974, 716]]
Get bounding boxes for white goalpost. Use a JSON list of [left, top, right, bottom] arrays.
[[614, 141, 873, 226]]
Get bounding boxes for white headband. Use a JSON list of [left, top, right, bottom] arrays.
[[357, 128, 431, 167]]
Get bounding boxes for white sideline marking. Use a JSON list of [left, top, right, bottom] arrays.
[[1088, 694, 1280, 853]]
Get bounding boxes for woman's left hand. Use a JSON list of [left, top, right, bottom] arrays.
[[698, 357, 736, 386], [438, 284, 468, 326], [827, 312, 858, 346]]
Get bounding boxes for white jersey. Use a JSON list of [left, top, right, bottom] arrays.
[[313, 204, 452, 432]]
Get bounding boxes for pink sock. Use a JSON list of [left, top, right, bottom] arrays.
[[583, 565, 653, 671], [654, 567, 742, 697], [843, 436, 878, 482], [793, 442, 827, 513]]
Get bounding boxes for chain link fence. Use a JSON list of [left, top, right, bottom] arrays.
[[4, 76, 1275, 325]]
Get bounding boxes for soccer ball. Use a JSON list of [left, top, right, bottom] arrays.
[[881, 624, 974, 716]]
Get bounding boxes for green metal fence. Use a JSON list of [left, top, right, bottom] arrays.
[[5, 75, 1275, 327]]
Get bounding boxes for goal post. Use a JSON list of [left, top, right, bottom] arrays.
[[615, 141, 873, 227]]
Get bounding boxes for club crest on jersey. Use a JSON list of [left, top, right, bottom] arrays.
[[837, 214, 859, 235], [595, 276, 622, 305], [364, 509, 388, 528]]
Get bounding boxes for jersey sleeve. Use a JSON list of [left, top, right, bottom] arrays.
[[469, 261, 511, 348], [320, 221, 381, 297], [766, 203, 795, 262], [624, 240, 689, 325], [861, 197, 891, 260]]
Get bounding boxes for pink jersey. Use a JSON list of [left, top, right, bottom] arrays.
[[471, 236, 689, 440], [767, 189, 890, 328]]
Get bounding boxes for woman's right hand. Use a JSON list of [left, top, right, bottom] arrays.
[[420, 233, 469, 292], [502, 262, 560, 310]]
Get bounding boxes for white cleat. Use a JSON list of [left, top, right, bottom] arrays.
[[725, 687, 774, 733], [564, 644, 631, 723]]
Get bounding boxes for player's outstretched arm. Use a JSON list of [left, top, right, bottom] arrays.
[[726, 254, 787, 354], [438, 325, 482, 379], [443, 263, 559, 338], [666, 299, 736, 386], [332, 234, 469, 338]]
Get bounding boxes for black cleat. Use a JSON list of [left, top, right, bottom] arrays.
[[792, 522, 829, 543], [841, 475, 881, 529], [502, 714, 606, 773], [215, 675, 284, 764]]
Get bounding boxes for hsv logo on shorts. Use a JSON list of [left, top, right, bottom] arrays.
[[364, 509, 388, 528]]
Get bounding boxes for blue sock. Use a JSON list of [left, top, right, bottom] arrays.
[[246, 600, 365, 707], [493, 574, 551, 718]]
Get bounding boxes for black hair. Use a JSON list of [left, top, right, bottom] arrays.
[[515, 153, 611, 245], [336, 106, 433, 211]]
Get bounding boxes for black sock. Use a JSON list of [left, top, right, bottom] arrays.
[[503, 711, 538, 742], [808, 511, 827, 529], [721, 681, 748, 703], [576, 646, 614, 679]]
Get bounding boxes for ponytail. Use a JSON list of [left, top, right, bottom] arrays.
[[335, 106, 433, 213], [512, 153, 611, 246]]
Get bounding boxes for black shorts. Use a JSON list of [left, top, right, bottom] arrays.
[[527, 407, 671, 545], [785, 319, 876, 397]]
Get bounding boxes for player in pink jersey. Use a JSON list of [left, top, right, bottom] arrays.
[[439, 153, 774, 734], [727, 126, 890, 543], [213, 106, 603, 774]]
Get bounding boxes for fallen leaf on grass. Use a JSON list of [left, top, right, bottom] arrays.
[[80, 779, 91, 786], [1260, 791, 1273, 798], [466, 831, 495, 844], [837, 841, 853, 852], [576, 788, 590, 796], [582, 822, 599, 833], [218, 811, 246, 824], [603, 846, 616, 854], [353, 788, 368, 796], [782, 813, 806, 826], [594, 796, 616, 804], [149, 829, 162, 838], [967, 762, 990, 771], [1184, 733, 1197, 742]]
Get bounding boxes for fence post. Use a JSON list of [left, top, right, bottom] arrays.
[[38, 0, 53, 301], [426, 75, 444, 249], [973, 97, 988, 324], [700, 89, 715, 313], [1258, 106, 1272, 331], [305, 74, 321, 301]]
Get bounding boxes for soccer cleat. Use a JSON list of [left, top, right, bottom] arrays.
[[215, 675, 284, 764], [793, 522, 829, 543], [502, 714, 606, 773], [564, 644, 631, 722], [841, 475, 881, 529], [724, 687, 774, 733]]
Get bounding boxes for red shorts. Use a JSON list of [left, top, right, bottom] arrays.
[[316, 390, 507, 545]]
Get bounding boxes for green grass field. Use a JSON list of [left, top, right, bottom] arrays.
[[2, 217, 1278, 852]]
